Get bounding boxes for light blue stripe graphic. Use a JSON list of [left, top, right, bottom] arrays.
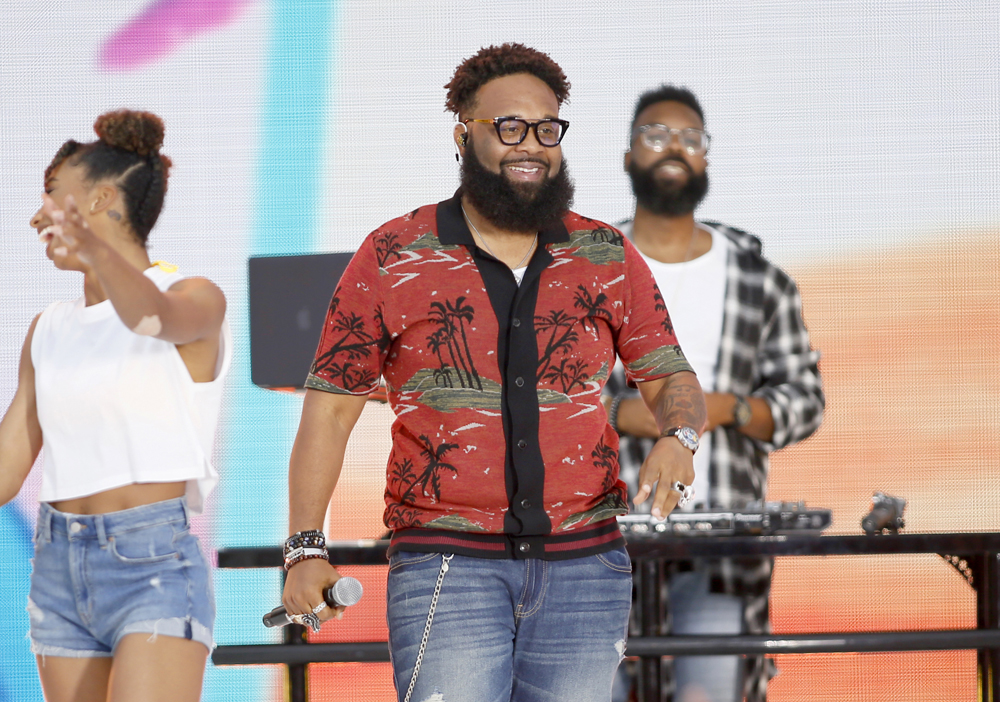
[[0, 504, 43, 702], [204, 1, 335, 700]]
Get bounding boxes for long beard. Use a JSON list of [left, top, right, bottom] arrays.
[[459, 143, 575, 232], [627, 159, 709, 217]]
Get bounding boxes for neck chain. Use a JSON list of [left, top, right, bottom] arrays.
[[461, 204, 537, 270]]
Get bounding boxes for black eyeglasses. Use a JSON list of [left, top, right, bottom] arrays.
[[462, 117, 569, 147]]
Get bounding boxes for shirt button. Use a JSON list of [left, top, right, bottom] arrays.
[[70, 522, 84, 534], [514, 377, 524, 387], [519, 543, 531, 553], [517, 439, 527, 449], [521, 499, 531, 509], [512, 318, 521, 328]]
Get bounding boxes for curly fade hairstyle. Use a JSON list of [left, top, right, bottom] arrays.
[[630, 85, 706, 134], [444, 43, 570, 116], [45, 109, 172, 246]]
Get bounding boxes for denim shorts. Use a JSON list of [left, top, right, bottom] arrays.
[[28, 497, 215, 657]]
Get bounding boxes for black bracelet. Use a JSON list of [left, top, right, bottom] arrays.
[[284, 530, 326, 559], [285, 530, 325, 546], [608, 396, 623, 434]]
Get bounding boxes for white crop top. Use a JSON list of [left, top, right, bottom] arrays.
[[31, 264, 231, 514]]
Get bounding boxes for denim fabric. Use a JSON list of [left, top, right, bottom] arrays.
[[386, 548, 633, 702], [28, 498, 214, 657]]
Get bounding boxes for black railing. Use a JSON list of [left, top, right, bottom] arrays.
[[213, 533, 1000, 702]]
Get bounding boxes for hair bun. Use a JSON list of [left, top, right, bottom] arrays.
[[93, 109, 165, 158]]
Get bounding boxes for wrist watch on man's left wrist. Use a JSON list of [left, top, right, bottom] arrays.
[[730, 395, 752, 428], [661, 426, 700, 453]]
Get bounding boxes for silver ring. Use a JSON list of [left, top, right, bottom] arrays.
[[293, 612, 322, 632], [670, 481, 695, 508], [312, 601, 328, 615], [292, 612, 323, 631]]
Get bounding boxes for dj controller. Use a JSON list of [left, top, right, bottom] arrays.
[[617, 501, 832, 537]]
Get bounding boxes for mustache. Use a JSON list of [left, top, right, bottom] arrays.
[[651, 156, 692, 173], [501, 157, 549, 168]]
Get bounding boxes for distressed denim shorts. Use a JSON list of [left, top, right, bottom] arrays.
[[28, 497, 215, 657]]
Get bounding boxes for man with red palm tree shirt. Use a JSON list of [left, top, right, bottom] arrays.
[[282, 45, 706, 702]]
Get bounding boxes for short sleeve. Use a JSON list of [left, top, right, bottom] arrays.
[[304, 236, 389, 395], [614, 238, 693, 384]]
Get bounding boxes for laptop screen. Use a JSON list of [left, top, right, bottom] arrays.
[[248, 252, 354, 390]]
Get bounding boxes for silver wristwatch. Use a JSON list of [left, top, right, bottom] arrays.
[[731, 394, 752, 428], [662, 426, 700, 453]]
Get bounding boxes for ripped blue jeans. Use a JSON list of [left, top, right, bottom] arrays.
[[28, 498, 214, 657], [386, 547, 633, 702]]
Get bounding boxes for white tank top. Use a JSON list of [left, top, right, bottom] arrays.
[[31, 263, 231, 514]]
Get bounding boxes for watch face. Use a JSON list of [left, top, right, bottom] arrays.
[[676, 426, 700, 452], [733, 396, 752, 427]]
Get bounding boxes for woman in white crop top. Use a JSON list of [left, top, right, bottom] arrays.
[[0, 110, 228, 702]]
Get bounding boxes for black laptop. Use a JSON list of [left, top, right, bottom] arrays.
[[248, 252, 354, 390]]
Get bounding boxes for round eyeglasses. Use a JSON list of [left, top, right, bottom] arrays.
[[633, 124, 711, 155], [463, 117, 569, 147]]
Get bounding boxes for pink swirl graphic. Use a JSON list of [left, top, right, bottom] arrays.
[[99, 0, 255, 71]]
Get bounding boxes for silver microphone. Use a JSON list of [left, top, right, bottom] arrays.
[[262, 576, 364, 628]]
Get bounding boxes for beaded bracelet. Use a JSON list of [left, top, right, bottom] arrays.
[[284, 548, 330, 571], [285, 529, 326, 545], [284, 546, 328, 563], [284, 530, 326, 556], [284, 530, 328, 570]]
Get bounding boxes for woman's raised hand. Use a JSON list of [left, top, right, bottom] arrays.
[[41, 194, 102, 269]]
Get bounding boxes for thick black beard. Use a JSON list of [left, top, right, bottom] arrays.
[[459, 143, 574, 232], [627, 158, 709, 217]]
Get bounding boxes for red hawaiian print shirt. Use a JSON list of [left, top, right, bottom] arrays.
[[306, 195, 692, 560]]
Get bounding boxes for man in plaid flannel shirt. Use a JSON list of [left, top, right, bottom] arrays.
[[606, 85, 825, 702]]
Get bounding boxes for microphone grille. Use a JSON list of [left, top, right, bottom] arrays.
[[332, 577, 364, 607]]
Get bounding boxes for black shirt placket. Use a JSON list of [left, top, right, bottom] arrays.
[[435, 195, 569, 558]]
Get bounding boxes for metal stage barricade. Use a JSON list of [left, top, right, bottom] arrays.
[[213, 532, 1000, 702]]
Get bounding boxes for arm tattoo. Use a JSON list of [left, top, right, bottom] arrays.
[[654, 373, 707, 435]]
